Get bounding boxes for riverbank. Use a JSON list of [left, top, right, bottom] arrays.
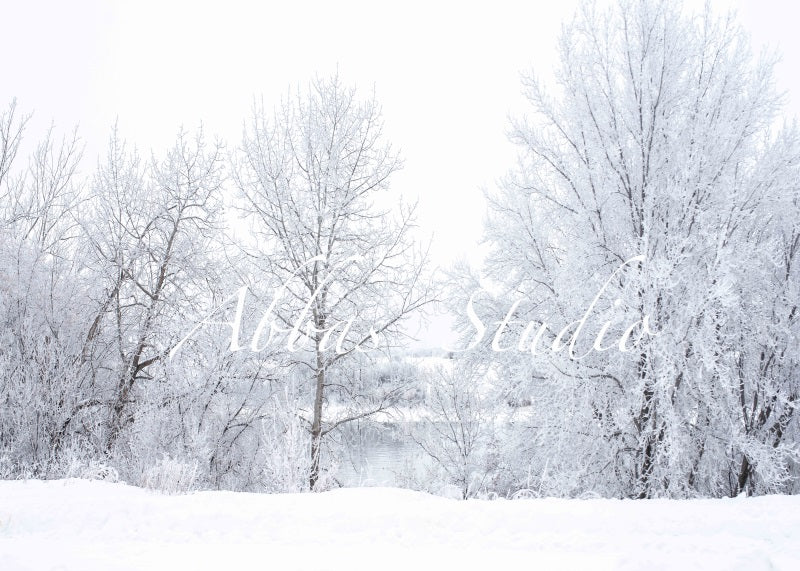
[[1, 479, 799, 570]]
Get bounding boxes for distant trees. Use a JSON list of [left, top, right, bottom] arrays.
[[474, 0, 800, 497], [232, 75, 432, 489]]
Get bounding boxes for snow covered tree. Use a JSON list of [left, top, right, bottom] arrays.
[[409, 361, 499, 499], [85, 126, 225, 459], [0, 102, 95, 475], [233, 75, 432, 489], [476, 0, 800, 497]]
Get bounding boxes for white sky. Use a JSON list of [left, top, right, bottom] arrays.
[[2, 0, 798, 347]]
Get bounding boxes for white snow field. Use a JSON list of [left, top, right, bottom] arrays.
[[1, 480, 799, 570]]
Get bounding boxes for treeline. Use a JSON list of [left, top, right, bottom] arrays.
[[1, 0, 799, 499]]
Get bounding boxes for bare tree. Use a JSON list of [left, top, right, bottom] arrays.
[[233, 75, 432, 489], [0, 103, 92, 475], [86, 126, 224, 454], [410, 362, 498, 499], [0, 99, 28, 220]]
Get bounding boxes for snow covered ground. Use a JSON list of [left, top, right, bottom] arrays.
[[1, 479, 799, 570]]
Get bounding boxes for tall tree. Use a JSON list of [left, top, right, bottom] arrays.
[[233, 75, 431, 489], [477, 0, 800, 497]]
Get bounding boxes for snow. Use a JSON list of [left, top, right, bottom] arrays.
[[1, 479, 799, 570]]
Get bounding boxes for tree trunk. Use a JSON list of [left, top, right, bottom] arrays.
[[736, 455, 751, 496], [309, 340, 325, 490]]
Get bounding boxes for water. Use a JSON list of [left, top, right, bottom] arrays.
[[335, 421, 423, 487]]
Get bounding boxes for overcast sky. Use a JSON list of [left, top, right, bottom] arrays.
[[2, 0, 798, 347]]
